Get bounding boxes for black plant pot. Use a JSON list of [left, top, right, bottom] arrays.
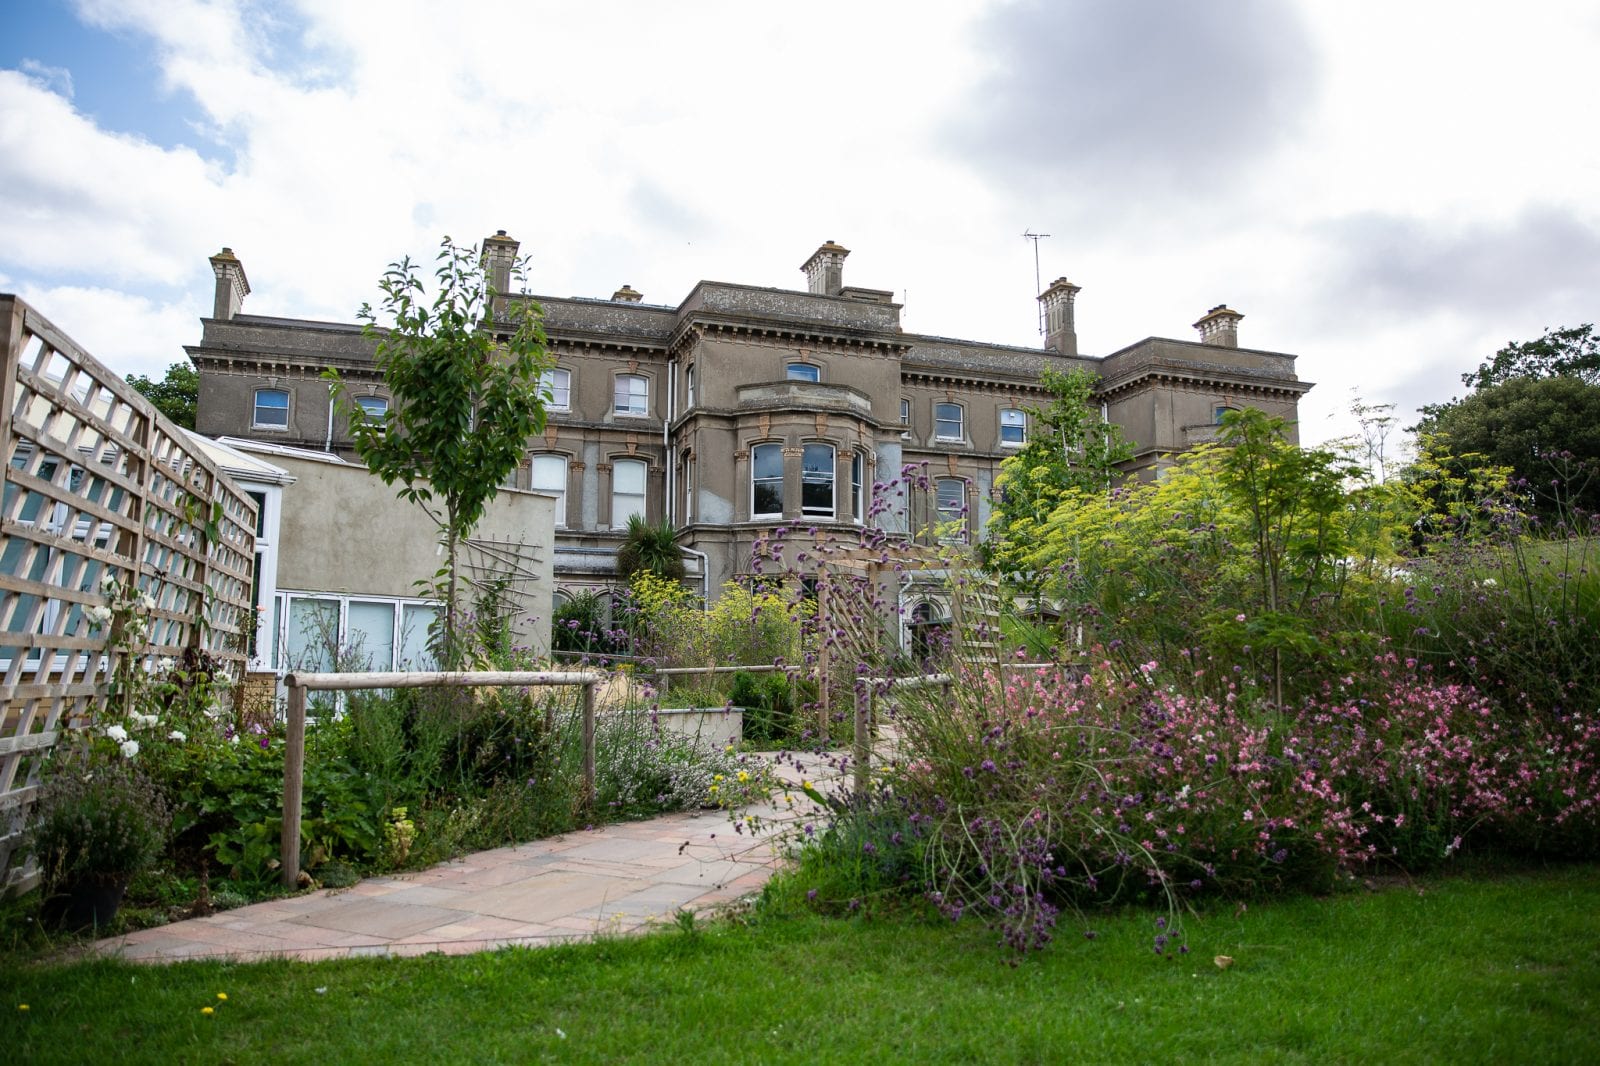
[[41, 877, 129, 934]]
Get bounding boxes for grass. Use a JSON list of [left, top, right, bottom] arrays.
[[2, 861, 1596, 1063]]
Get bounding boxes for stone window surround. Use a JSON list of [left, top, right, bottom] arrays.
[[253, 386, 290, 430]]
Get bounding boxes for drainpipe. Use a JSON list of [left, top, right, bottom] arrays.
[[325, 383, 336, 452], [665, 359, 676, 524]]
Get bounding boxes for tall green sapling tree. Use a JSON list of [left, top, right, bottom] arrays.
[[328, 236, 550, 665]]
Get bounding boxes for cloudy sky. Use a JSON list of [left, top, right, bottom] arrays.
[[2, 0, 1596, 446]]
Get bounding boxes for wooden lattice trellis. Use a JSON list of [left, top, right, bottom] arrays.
[[0, 295, 257, 891]]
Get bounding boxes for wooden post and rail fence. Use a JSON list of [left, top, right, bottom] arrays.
[[277, 670, 599, 889]]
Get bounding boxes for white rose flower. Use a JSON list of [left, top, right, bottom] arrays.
[[135, 713, 160, 728], [119, 739, 140, 759], [105, 724, 129, 742], [156, 657, 176, 672], [102, 573, 121, 593], [87, 605, 113, 626], [168, 730, 187, 743], [140, 594, 156, 611]]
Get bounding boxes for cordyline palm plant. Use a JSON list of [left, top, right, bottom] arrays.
[[616, 515, 686, 583]]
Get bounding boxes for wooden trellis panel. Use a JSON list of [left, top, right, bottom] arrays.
[[0, 295, 257, 891]]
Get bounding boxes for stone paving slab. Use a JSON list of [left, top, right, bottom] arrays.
[[84, 751, 848, 966]]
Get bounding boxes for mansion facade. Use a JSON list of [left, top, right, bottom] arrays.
[[189, 233, 1312, 609]]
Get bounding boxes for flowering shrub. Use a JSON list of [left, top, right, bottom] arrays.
[[826, 652, 1600, 952], [24, 761, 171, 890]]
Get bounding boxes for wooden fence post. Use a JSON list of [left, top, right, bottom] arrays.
[[853, 683, 870, 797], [280, 680, 307, 889], [582, 678, 596, 805]]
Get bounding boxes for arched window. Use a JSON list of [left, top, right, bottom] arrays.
[[531, 454, 568, 527], [1000, 408, 1026, 446], [539, 368, 571, 411], [611, 459, 647, 527], [253, 388, 289, 429], [751, 443, 783, 518], [801, 443, 835, 517], [614, 374, 649, 416], [786, 362, 820, 382], [935, 402, 964, 441], [1214, 405, 1239, 425]]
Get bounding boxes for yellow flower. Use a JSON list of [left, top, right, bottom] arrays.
[[737, 770, 750, 783], [216, 993, 228, 1001], [713, 774, 724, 782], [202, 1006, 215, 1015], [18, 1004, 28, 1012]]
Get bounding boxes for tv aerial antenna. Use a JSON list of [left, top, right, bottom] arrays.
[[1022, 229, 1050, 335]]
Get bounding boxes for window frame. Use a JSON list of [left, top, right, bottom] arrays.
[[851, 449, 866, 522], [355, 395, 389, 422], [786, 362, 821, 383], [934, 402, 964, 442], [540, 368, 571, 411], [613, 373, 650, 417], [684, 363, 696, 410], [610, 457, 648, 528], [900, 398, 911, 425], [801, 442, 836, 518], [935, 476, 967, 530], [531, 453, 569, 528], [751, 442, 783, 519], [253, 387, 290, 430], [1000, 408, 1026, 447]]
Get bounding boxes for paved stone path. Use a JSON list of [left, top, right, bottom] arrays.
[[88, 753, 839, 964]]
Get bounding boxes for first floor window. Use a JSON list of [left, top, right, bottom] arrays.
[[532, 454, 568, 526], [786, 362, 820, 382], [935, 402, 964, 441], [254, 388, 289, 428], [684, 364, 696, 409], [900, 399, 911, 425], [851, 450, 866, 521], [752, 443, 783, 518], [540, 368, 571, 411], [356, 395, 388, 422], [936, 477, 966, 528], [802, 443, 835, 517], [612, 459, 647, 527], [614, 374, 649, 416], [1000, 408, 1026, 446]]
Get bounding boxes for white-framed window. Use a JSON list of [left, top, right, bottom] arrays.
[[851, 449, 866, 521], [786, 362, 820, 382], [801, 443, 835, 518], [935, 402, 964, 441], [751, 443, 783, 518], [1000, 408, 1026, 446], [900, 399, 911, 425], [611, 458, 647, 527], [684, 364, 696, 409], [277, 593, 440, 673], [531, 454, 568, 527], [356, 395, 388, 422], [614, 374, 649, 416], [682, 452, 696, 522], [254, 388, 289, 429], [936, 477, 966, 526], [540, 368, 571, 411]]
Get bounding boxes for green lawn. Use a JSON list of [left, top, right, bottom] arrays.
[[4, 863, 1597, 1064]]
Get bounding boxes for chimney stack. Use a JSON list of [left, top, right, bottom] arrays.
[[1038, 277, 1081, 356], [208, 248, 250, 321], [611, 284, 643, 303], [481, 229, 520, 320], [1193, 305, 1243, 347], [801, 240, 849, 296]]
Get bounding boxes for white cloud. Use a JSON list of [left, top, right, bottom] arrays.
[[18, 59, 74, 98], [1, 0, 1596, 450], [1, 279, 199, 383]]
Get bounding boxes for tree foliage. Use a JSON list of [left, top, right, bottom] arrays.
[[983, 367, 1132, 582], [328, 237, 550, 662], [1462, 323, 1599, 390], [128, 362, 199, 429], [1418, 324, 1600, 521]]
